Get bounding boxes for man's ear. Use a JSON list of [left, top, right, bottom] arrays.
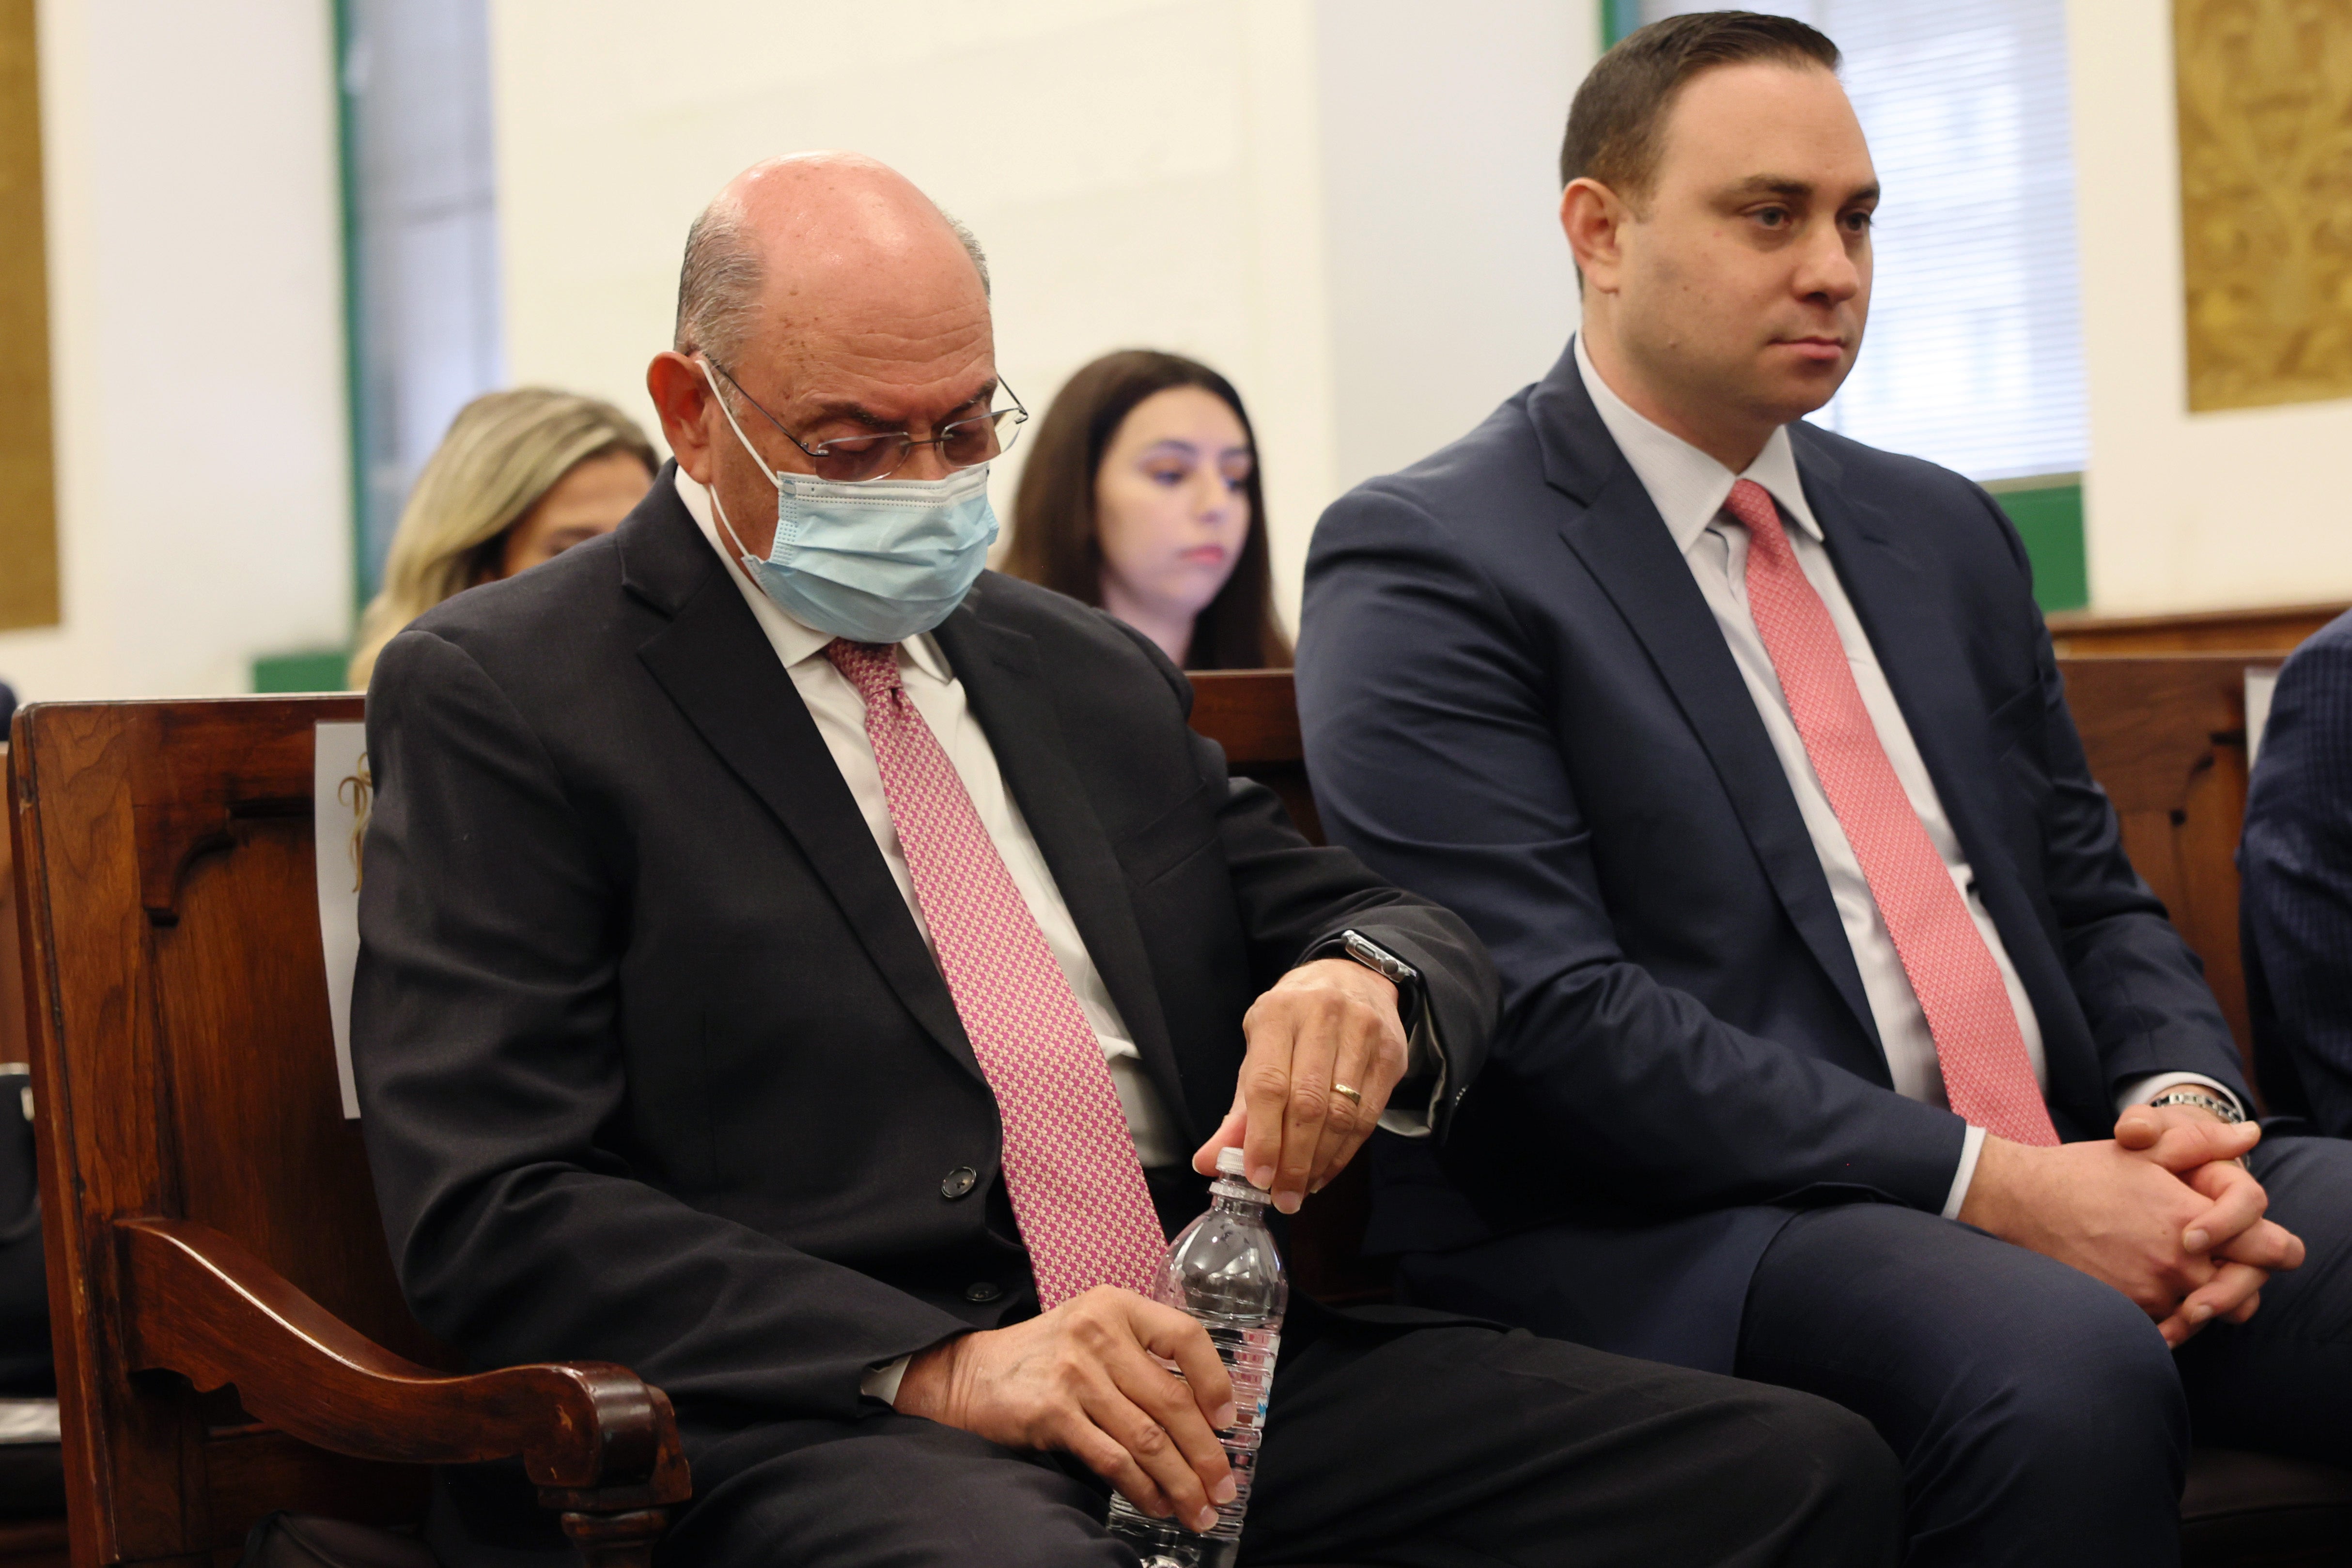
[[1560, 177, 1630, 296], [647, 351, 718, 485]]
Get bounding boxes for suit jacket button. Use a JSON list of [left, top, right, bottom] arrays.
[[941, 1166, 978, 1200], [964, 1281, 1002, 1304]]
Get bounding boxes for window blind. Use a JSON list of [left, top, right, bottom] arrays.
[[1637, 0, 2085, 483]]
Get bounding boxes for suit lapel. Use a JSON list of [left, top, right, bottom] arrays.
[[934, 603, 1200, 1150], [622, 486, 982, 1082], [1533, 354, 1885, 1065]]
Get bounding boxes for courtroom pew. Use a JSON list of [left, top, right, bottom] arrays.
[[8, 701, 688, 1568], [1190, 667, 2352, 1568]]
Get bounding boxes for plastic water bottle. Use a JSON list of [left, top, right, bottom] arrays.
[[1106, 1146, 1288, 1568]]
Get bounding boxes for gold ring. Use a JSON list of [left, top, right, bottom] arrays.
[[1331, 1082, 1363, 1107]]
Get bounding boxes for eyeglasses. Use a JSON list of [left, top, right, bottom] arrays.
[[704, 358, 1028, 484]]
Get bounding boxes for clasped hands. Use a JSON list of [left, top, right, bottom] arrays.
[[894, 958, 1404, 1529], [1960, 1096, 2306, 1347]]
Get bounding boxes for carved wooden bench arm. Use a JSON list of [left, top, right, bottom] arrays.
[[119, 1217, 690, 1563]]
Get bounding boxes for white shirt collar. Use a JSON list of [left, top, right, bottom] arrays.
[[1571, 333, 1823, 555], [673, 466, 954, 683]]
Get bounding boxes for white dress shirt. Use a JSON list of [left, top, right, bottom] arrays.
[[1572, 339, 2238, 1216]]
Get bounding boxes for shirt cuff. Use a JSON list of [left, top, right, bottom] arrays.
[[860, 1354, 911, 1407], [1940, 1122, 1988, 1221], [2117, 1072, 2244, 1120], [1375, 988, 1446, 1140]]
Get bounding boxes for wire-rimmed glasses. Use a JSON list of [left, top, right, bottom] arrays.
[[705, 358, 1028, 483]]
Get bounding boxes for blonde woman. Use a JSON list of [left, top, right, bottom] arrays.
[[347, 389, 658, 687]]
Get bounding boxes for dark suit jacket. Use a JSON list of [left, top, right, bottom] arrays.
[[2242, 608, 2352, 1134], [353, 467, 1496, 1447], [1298, 342, 2247, 1371]]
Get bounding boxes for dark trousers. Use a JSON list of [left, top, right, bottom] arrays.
[[1405, 1135, 2352, 1568], [655, 1305, 1902, 1568]]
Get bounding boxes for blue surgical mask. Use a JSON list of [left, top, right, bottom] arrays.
[[701, 361, 1000, 645]]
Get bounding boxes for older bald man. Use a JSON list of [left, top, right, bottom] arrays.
[[352, 154, 1900, 1568]]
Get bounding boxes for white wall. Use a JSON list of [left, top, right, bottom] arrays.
[[2069, 0, 2352, 614], [489, 0, 1598, 630], [1316, 0, 1589, 494], [0, 0, 351, 702]]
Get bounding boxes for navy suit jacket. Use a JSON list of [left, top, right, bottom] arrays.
[[2242, 608, 2352, 1134], [1297, 342, 2249, 1371]]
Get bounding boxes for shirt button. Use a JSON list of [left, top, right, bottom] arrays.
[[964, 1281, 1003, 1304], [940, 1166, 978, 1200]]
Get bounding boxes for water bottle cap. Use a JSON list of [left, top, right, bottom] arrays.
[[1216, 1146, 1248, 1178]]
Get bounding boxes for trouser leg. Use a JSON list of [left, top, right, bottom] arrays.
[[1244, 1311, 1902, 1568], [1735, 1202, 2187, 1568], [657, 1413, 1122, 1568], [2176, 1133, 2352, 1464]]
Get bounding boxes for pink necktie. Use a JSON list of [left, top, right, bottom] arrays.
[[825, 639, 1169, 1306], [1727, 480, 2059, 1147]]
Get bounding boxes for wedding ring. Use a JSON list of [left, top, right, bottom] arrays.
[[1330, 1082, 1364, 1106]]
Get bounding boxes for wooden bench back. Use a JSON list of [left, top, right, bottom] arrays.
[[2055, 655, 2268, 1081], [9, 699, 443, 1567]]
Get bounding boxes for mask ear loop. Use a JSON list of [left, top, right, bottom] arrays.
[[698, 359, 784, 570]]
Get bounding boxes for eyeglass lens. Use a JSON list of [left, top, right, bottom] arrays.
[[810, 407, 1024, 483]]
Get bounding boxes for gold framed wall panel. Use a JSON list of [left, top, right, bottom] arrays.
[[0, 0, 57, 628], [2176, 0, 2352, 414]]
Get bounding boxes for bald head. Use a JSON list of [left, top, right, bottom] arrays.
[[674, 152, 989, 367]]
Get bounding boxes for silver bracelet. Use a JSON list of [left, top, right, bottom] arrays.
[[2149, 1089, 2244, 1125]]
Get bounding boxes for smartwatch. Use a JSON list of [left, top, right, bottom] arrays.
[[1315, 929, 1421, 994]]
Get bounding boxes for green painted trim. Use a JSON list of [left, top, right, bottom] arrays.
[[331, 0, 368, 620], [252, 650, 352, 694], [1602, 0, 1643, 49], [1991, 481, 2088, 614]]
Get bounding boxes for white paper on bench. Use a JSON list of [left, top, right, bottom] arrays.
[[314, 721, 370, 1120], [0, 1398, 59, 1444], [2246, 666, 2281, 771]]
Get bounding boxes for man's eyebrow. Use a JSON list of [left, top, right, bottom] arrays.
[[804, 381, 998, 430], [1727, 175, 1814, 201], [1722, 174, 1880, 205]]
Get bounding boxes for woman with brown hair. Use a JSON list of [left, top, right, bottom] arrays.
[[1004, 350, 1291, 669]]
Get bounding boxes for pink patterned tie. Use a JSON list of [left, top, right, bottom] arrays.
[[825, 639, 1169, 1306], [1727, 480, 2058, 1147]]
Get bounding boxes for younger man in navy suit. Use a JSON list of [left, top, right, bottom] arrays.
[[1301, 14, 2352, 1567]]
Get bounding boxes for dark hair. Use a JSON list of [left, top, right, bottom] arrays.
[[1005, 350, 1291, 670], [1560, 11, 1841, 203]]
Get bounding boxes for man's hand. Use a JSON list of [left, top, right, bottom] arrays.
[[1959, 1112, 2301, 1347], [2114, 1098, 2305, 1342], [892, 1287, 1238, 1530], [1190, 958, 1405, 1214]]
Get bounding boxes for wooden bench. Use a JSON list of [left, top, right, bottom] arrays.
[[1191, 665, 2352, 1568], [8, 700, 687, 1568]]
